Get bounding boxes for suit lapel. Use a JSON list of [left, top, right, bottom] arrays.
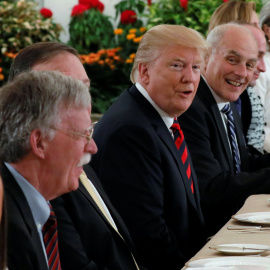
[[198, 79, 235, 172], [81, 165, 134, 248], [2, 164, 48, 269], [129, 86, 198, 209]]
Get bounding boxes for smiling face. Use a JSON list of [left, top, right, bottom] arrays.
[[42, 104, 98, 200], [139, 45, 202, 117], [204, 28, 258, 102]]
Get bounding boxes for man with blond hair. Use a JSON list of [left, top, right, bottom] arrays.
[[91, 24, 208, 270]]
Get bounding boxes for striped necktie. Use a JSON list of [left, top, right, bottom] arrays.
[[170, 118, 194, 193], [42, 204, 61, 270], [221, 104, 241, 174]]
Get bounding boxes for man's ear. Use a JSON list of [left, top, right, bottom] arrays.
[[263, 24, 270, 40], [203, 50, 211, 73], [29, 129, 46, 159], [138, 62, 150, 85]]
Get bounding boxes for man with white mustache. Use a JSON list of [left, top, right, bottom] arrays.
[[179, 23, 270, 238], [8, 42, 143, 270], [0, 70, 93, 270]]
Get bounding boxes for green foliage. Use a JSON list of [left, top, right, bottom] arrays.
[[0, 0, 62, 54], [114, 0, 146, 20], [68, 8, 115, 54], [85, 62, 132, 113], [145, 0, 263, 37], [0, 0, 62, 86]]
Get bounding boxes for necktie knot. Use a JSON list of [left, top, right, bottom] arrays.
[[170, 118, 181, 132], [221, 103, 232, 116]]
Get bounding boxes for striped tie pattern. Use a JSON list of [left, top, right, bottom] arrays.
[[221, 104, 241, 174], [42, 204, 61, 270], [170, 118, 194, 193]]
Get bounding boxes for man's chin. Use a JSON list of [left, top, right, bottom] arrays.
[[248, 80, 257, 88]]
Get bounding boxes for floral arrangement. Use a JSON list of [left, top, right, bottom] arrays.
[[69, 0, 114, 53], [80, 25, 146, 113], [81, 47, 133, 113], [0, 0, 62, 85]]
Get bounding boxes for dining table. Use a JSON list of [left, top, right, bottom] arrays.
[[182, 194, 270, 269]]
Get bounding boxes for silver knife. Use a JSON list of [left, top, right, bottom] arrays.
[[209, 245, 270, 251]]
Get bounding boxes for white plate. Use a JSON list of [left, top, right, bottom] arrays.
[[211, 243, 270, 255], [187, 256, 270, 269], [232, 212, 270, 224]]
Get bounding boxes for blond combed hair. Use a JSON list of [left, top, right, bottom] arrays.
[[130, 24, 207, 83]]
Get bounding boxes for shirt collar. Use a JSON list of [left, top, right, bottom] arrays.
[[201, 75, 229, 111], [5, 163, 50, 228], [135, 82, 174, 130]]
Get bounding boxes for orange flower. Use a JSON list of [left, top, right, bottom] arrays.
[[126, 59, 133, 64], [0, 67, 2, 73], [139, 27, 146, 33], [98, 60, 105, 65], [113, 56, 120, 61], [105, 58, 113, 65], [110, 65, 115, 70], [129, 28, 137, 34], [0, 74, 4, 81], [129, 53, 136, 59], [127, 34, 136, 40], [133, 36, 142, 43], [4, 52, 17, 59], [98, 49, 106, 55], [114, 28, 123, 35]]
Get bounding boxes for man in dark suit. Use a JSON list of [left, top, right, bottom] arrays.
[[0, 70, 95, 270], [179, 23, 270, 237], [9, 42, 142, 270], [51, 165, 140, 270], [91, 24, 208, 270]]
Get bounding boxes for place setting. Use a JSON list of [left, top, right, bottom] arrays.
[[184, 256, 270, 269]]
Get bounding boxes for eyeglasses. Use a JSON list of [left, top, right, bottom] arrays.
[[52, 121, 97, 144]]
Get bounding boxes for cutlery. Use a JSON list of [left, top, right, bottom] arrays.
[[209, 245, 270, 252], [227, 225, 270, 231]]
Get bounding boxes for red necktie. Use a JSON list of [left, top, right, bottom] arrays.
[[170, 118, 194, 193], [42, 204, 62, 270]]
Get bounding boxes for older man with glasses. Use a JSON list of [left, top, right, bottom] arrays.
[[8, 41, 143, 270], [0, 70, 95, 270]]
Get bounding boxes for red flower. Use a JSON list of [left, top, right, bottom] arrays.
[[71, 4, 88, 16], [78, 0, 104, 12], [223, 0, 229, 2], [120, 10, 137, 24], [147, 0, 152, 5], [179, 0, 188, 11], [97, 1, 104, 13], [40, 8, 53, 18]]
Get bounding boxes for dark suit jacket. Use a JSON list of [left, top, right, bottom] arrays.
[[50, 164, 140, 270], [179, 78, 270, 236], [2, 164, 48, 270], [90, 85, 206, 270]]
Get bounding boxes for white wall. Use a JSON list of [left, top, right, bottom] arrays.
[[42, 0, 121, 43]]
